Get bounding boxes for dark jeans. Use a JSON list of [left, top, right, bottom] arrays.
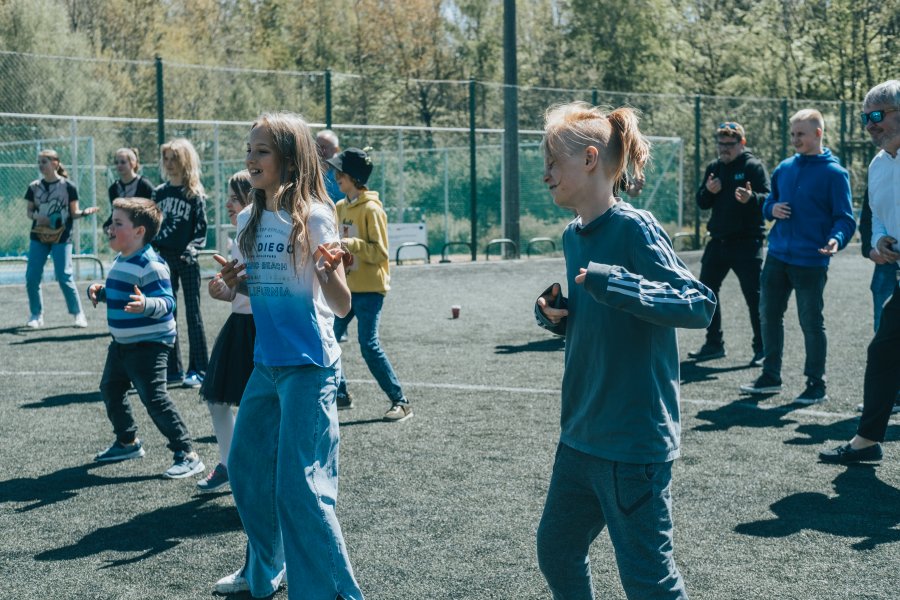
[[99, 340, 193, 453], [536, 443, 688, 600], [859, 288, 900, 442], [699, 237, 763, 352], [759, 255, 828, 381], [333, 292, 405, 404], [159, 249, 208, 377]]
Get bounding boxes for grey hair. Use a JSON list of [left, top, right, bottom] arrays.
[[316, 129, 339, 146], [864, 80, 900, 109]]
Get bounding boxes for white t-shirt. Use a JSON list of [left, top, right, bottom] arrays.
[[869, 149, 900, 252], [236, 203, 340, 368]]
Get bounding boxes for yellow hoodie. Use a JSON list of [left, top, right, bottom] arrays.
[[336, 190, 391, 294]]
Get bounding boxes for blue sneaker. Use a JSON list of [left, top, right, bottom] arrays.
[[95, 439, 145, 462], [183, 371, 204, 388], [196, 462, 229, 492], [163, 451, 204, 479]]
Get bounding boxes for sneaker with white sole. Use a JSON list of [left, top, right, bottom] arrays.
[[73, 313, 88, 328], [214, 567, 286, 594], [196, 462, 229, 492], [25, 315, 44, 329], [794, 378, 827, 405], [384, 402, 414, 422], [183, 371, 204, 388], [95, 439, 146, 462], [163, 450, 204, 479], [739, 372, 782, 395], [214, 568, 250, 594]]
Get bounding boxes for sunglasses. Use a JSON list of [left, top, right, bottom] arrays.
[[718, 122, 741, 131], [860, 108, 898, 127]]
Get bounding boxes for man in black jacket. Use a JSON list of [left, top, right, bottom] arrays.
[[688, 122, 771, 365]]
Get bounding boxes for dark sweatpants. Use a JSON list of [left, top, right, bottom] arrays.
[[159, 248, 208, 377], [859, 287, 900, 442]]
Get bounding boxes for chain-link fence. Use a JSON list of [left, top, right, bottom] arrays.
[[0, 50, 876, 271]]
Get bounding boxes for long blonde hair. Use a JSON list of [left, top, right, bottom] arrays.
[[160, 138, 205, 199], [238, 112, 334, 268], [543, 102, 651, 187], [38, 149, 68, 178]]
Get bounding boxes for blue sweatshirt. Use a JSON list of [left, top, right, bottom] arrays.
[[535, 202, 716, 463], [763, 149, 855, 267]]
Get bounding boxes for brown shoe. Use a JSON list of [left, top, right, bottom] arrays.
[[384, 403, 413, 423]]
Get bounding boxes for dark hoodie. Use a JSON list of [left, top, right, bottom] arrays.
[[763, 148, 856, 268], [696, 151, 771, 240]]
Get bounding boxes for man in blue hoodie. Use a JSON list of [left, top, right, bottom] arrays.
[[740, 109, 855, 403]]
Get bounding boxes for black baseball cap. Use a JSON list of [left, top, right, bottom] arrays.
[[325, 147, 373, 185]]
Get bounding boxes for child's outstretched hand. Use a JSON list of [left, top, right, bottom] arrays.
[[124, 285, 145, 313], [315, 244, 345, 284], [88, 283, 104, 308], [213, 253, 247, 288], [208, 273, 232, 300], [574, 267, 588, 284], [537, 282, 568, 324]]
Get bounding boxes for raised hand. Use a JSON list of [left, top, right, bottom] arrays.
[[124, 285, 145, 313], [537, 282, 568, 325], [208, 273, 232, 300], [315, 244, 345, 284], [706, 173, 722, 194], [213, 253, 247, 288], [88, 283, 104, 308], [735, 181, 752, 204], [818, 238, 839, 256]]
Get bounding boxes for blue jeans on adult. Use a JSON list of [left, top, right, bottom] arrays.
[[228, 363, 363, 600], [759, 255, 828, 382], [536, 443, 688, 600], [25, 239, 83, 317], [333, 292, 406, 404], [870, 262, 898, 333]]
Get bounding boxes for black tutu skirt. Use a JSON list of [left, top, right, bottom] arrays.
[[200, 313, 255, 406]]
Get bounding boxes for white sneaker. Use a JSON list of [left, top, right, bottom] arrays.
[[214, 568, 250, 594], [25, 315, 43, 329], [73, 313, 88, 328]]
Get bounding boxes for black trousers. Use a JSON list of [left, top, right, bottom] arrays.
[[159, 249, 208, 376], [698, 237, 763, 352], [859, 287, 900, 443], [99, 340, 193, 452]]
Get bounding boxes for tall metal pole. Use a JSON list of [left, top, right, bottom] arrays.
[[155, 55, 165, 148], [325, 68, 332, 129], [693, 95, 701, 249], [469, 78, 478, 261], [502, 0, 519, 258]]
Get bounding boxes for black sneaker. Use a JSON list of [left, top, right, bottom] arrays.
[[739, 372, 782, 394], [336, 392, 354, 411], [750, 349, 765, 367], [688, 343, 726, 361], [819, 442, 883, 464], [795, 378, 828, 405]]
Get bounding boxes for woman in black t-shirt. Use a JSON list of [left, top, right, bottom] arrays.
[[103, 148, 155, 233]]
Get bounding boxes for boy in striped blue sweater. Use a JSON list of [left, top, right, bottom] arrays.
[[89, 198, 204, 479]]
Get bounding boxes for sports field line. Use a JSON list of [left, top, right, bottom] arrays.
[[3, 369, 859, 422]]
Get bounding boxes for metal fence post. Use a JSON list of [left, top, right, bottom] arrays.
[[325, 69, 332, 129], [469, 78, 477, 261], [213, 123, 223, 254], [592, 88, 598, 106], [155, 55, 165, 148], [693, 95, 701, 249], [840, 100, 847, 166], [780, 98, 788, 161]]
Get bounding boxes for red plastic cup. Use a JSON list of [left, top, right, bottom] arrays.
[[451, 305, 461, 319]]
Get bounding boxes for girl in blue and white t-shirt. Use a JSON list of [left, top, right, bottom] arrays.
[[212, 112, 361, 600]]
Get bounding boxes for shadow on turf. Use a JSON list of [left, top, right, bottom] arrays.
[[494, 337, 564, 354], [679, 359, 753, 384], [21, 390, 101, 409], [692, 397, 807, 432], [0, 463, 158, 512], [9, 331, 108, 345], [35, 492, 241, 567], [735, 465, 900, 550], [785, 418, 900, 446]]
